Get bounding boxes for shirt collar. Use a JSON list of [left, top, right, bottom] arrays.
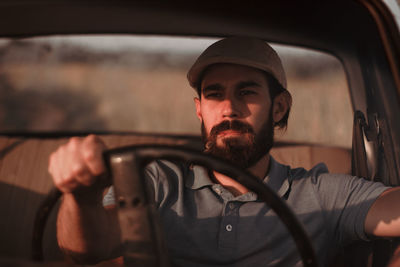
[[186, 156, 291, 198], [185, 164, 214, 189]]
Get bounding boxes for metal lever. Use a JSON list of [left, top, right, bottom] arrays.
[[106, 151, 170, 267]]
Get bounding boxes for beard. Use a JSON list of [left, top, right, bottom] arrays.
[[201, 114, 274, 169]]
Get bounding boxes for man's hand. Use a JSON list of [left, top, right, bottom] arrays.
[[48, 135, 121, 264], [48, 134, 107, 194]]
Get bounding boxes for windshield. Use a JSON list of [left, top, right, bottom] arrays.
[[0, 35, 352, 148]]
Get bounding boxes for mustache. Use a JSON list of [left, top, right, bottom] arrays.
[[210, 120, 254, 137]]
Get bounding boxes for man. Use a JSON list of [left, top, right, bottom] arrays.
[[48, 37, 400, 266]]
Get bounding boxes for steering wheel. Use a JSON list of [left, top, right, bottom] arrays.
[[32, 144, 318, 267]]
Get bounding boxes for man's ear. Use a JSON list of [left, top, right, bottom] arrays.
[[194, 97, 203, 122], [272, 90, 292, 124]]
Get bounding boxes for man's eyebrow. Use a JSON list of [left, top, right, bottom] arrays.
[[202, 84, 223, 93], [236, 80, 262, 89]]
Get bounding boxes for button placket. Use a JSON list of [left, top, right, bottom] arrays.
[[218, 201, 239, 250]]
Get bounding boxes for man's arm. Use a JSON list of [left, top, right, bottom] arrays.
[[48, 135, 122, 263], [365, 187, 400, 237]]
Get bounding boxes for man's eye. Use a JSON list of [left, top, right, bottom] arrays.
[[205, 92, 222, 98], [239, 90, 256, 96]]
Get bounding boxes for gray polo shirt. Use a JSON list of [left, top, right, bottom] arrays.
[[104, 157, 390, 266]]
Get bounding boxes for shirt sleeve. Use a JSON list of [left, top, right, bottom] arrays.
[[312, 172, 391, 243]]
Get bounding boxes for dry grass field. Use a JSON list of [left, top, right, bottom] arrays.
[[0, 37, 353, 148]]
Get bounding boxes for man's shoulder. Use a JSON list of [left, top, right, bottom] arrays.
[[147, 159, 190, 170], [290, 162, 329, 180], [145, 159, 193, 182], [273, 158, 330, 182]]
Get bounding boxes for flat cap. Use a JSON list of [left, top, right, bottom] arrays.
[[187, 37, 287, 89]]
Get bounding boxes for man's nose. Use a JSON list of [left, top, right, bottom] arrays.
[[221, 97, 241, 118]]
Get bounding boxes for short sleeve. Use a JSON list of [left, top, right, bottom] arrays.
[[102, 186, 116, 206], [313, 173, 391, 243]]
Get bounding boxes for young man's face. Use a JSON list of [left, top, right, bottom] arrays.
[[194, 63, 275, 168]]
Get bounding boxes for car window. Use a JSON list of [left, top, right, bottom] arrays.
[[0, 35, 352, 148], [383, 0, 400, 28]]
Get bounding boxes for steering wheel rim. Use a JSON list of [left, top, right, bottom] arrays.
[[32, 144, 318, 267]]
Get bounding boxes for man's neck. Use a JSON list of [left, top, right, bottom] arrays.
[[212, 154, 271, 196]]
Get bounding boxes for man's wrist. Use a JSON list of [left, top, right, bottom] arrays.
[[64, 187, 105, 207]]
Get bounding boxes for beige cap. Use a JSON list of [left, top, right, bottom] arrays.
[[187, 37, 287, 89]]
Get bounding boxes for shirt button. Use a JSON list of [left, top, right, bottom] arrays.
[[228, 203, 235, 209], [214, 188, 222, 194], [226, 224, 233, 232]]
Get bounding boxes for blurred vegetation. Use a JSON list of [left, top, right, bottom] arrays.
[[0, 38, 352, 147], [0, 74, 106, 131]]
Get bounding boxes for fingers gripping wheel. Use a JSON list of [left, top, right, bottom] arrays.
[[103, 145, 318, 267]]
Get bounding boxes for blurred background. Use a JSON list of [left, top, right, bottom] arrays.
[[0, 35, 352, 148]]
